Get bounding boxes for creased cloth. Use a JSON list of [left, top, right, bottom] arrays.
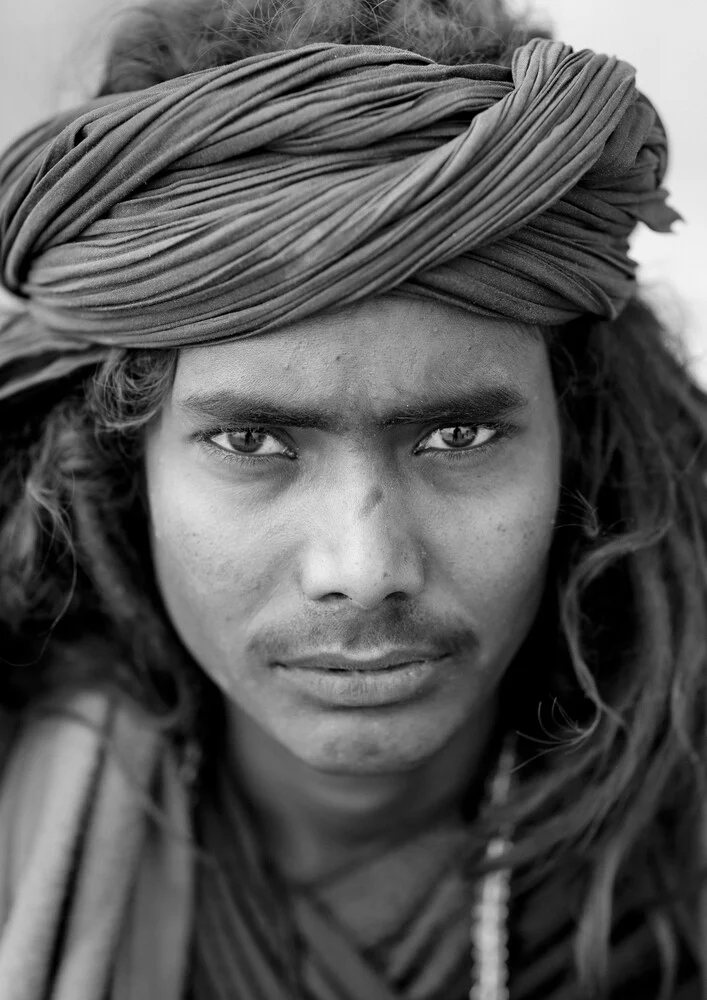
[[0, 688, 193, 1000], [0, 38, 681, 401], [1, 688, 705, 1000], [190, 739, 474, 1000]]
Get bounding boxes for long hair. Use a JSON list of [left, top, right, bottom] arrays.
[[1, 1, 705, 996]]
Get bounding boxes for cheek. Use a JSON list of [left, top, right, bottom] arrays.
[[433, 455, 559, 624], [146, 453, 290, 633]]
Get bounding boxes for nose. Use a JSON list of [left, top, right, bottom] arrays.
[[300, 475, 425, 610]]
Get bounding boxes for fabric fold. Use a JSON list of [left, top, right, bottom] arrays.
[[0, 37, 682, 402], [0, 689, 193, 1000]]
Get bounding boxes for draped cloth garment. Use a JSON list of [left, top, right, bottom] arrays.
[[0, 688, 491, 1000], [0, 38, 682, 401], [0, 689, 193, 1000], [189, 726, 476, 1000], [0, 687, 702, 1000], [0, 688, 477, 1000]]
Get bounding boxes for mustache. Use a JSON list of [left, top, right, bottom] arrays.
[[247, 604, 478, 663]]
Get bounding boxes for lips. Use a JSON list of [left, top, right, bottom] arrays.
[[276, 649, 449, 672]]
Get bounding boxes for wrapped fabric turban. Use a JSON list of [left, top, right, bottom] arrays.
[[0, 37, 682, 400]]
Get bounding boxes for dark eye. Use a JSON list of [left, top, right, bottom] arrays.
[[209, 428, 291, 456], [418, 425, 498, 452]]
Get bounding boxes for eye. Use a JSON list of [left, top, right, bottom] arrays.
[[209, 427, 293, 457], [416, 424, 500, 453]]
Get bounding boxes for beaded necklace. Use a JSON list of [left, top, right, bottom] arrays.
[[469, 738, 516, 1000]]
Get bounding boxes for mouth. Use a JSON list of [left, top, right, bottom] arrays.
[[315, 660, 426, 673], [272, 654, 452, 707], [278, 649, 450, 673]]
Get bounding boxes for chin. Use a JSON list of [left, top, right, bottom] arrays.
[[277, 713, 457, 776]]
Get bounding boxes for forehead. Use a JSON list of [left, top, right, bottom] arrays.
[[171, 294, 548, 412]]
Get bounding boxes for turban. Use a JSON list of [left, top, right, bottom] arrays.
[[0, 37, 681, 401]]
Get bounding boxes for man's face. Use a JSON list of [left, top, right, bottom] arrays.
[[145, 295, 561, 775]]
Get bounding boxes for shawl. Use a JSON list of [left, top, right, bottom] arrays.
[[0, 688, 193, 1000], [0, 37, 682, 402], [0, 686, 474, 1000], [190, 724, 475, 1000], [0, 687, 703, 1000]]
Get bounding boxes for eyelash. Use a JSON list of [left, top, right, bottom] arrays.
[[193, 426, 295, 467], [193, 420, 518, 468]]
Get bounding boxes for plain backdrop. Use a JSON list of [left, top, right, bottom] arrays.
[[1, 0, 705, 378]]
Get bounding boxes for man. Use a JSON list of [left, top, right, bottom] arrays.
[[0, 1, 702, 998]]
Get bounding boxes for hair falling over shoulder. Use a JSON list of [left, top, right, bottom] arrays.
[[1, 2, 706, 996]]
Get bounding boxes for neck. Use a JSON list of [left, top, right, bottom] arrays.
[[224, 701, 501, 882]]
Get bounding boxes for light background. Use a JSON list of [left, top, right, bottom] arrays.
[[1, 0, 705, 377]]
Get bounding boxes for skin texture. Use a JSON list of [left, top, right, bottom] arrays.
[[145, 293, 561, 875]]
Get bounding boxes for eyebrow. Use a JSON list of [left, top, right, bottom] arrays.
[[178, 383, 530, 430]]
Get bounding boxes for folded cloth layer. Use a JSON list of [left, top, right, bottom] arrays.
[[0, 38, 681, 401], [0, 689, 193, 1000]]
